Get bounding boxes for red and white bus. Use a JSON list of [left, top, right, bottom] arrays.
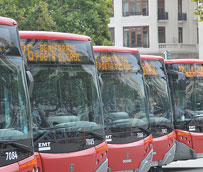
[[0, 17, 36, 172], [141, 55, 176, 171], [165, 59, 203, 161], [94, 46, 153, 172], [20, 31, 108, 172]]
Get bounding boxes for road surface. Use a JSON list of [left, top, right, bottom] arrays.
[[163, 158, 203, 172]]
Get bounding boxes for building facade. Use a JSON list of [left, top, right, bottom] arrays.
[[109, 0, 199, 59], [199, 21, 203, 59]]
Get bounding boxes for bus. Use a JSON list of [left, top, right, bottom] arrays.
[[19, 31, 108, 172], [141, 55, 175, 171], [165, 59, 203, 161], [94, 46, 153, 172], [0, 17, 36, 171]]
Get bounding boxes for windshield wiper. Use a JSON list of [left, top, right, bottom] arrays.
[[34, 126, 104, 144], [134, 126, 150, 135], [0, 141, 33, 152], [78, 131, 105, 140], [152, 124, 173, 130], [183, 112, 203, 126], [34, 125, 73, 144], [105, 120, 131, 126], [105, 120, 150, 135], [193, 114, 203, 118]]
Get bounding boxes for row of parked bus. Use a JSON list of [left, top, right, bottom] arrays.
[[0, 16, 203, 172]]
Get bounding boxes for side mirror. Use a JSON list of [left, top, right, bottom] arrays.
[[166, 69, 179, 75], [167, 69, 186, 90], [178, 78, 186, 90], [0, 47, 5, 56], [145, 83, 151, 96], [177, 73, 186, 90], [98, 75, 104, 94], [26, 71, 34, 97]]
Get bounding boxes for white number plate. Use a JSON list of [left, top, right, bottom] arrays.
[[5, 151, 18, 160]]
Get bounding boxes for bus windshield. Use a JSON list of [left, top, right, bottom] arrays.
[[21, 38, 104, 153], [0, 25, 32, 167], [142, 60, 173, 137], [30, 65, 103, 131], [0, 57, 31, 141], [95, 52, 150, 144], [167, 63, 203, 131]]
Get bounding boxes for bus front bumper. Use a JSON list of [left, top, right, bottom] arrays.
[[95, 159, 108, 172], [151, 142, 176, 167], [137, 148, 153, 172]]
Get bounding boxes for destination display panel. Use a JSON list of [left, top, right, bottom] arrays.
[[176, 64, 203, 77], [142, 62, 158, 76], [21, 39, 94, 65], [94, 52, 140, 72]]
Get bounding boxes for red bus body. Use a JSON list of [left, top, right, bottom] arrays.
[[0, 155, 37, 172], [165, 59, 203, 161], [0, 17, 36, 172], [34, 142, 108, 172], [19, 31, 108, 172], [141, 55, 176, 168], [151, 132, 176, 163], [0, 16, 17, 26], [94, 46, 153, 172]]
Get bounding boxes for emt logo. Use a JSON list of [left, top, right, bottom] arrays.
[[38, 142, 51, 151]]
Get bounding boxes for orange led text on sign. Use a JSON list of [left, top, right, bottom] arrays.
[[142, 63, 157, 75], [178, 65, 203, 77], [95, 55, 132, 71], [21, 43, 81, 62]]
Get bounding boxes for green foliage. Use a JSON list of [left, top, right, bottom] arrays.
[[47, 0, 113, 45], [0, 0, 113, 45], [191, 0, 203, 21], [0, 0, 56, 30]]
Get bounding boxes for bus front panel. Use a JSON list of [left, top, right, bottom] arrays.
[[21, 37, 107, 172], [166, 62, 203, 160], [95, 51, 152, 172], [142, 59, 175, 166], [0, 23, 35, 171]]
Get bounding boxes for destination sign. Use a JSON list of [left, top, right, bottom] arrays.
[[95, 55, 132, 71], [177, 65, 203, 77], [142, 62, 158, 76], [20, 39, 94, 64]]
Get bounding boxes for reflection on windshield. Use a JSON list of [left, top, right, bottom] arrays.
[[169, 64, 203, 122], [101, 72, 148, 129], [30, 65, 103, 134], [0, 25, 20, 56], [0, 57, 31, 141], [143, 60, 172, 125]]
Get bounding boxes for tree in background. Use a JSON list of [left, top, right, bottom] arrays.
[[192, 0, 203, 21], [50, 0, 113, 45], [0, 0, 113, 45], [0, 0, 56, 30]]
